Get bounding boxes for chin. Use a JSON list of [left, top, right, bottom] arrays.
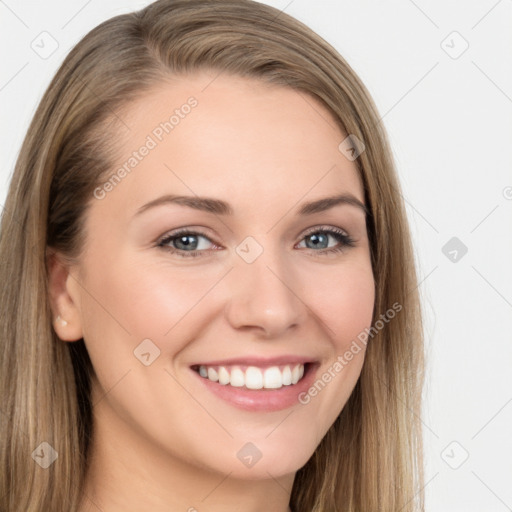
[[216, 437, 316, 481]]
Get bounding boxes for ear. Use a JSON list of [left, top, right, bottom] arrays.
[[46, 248, 84, 342]]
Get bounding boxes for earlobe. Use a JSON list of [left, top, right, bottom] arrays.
[[46, 249, 84, 342], [55, 315, 68, 327]]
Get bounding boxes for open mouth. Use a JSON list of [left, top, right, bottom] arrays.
[[191, 362, 311, 390]]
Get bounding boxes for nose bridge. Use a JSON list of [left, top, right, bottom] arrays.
[[224, 239, 306, 336]]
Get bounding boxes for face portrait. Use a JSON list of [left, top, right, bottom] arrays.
[[5, 0, 511, 505], [50, 71, 375, 508]]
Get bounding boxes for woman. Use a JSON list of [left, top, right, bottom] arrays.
[[0, 1, 424, 510]]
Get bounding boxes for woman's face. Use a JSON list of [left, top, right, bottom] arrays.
[[58, 72, 375, 480]]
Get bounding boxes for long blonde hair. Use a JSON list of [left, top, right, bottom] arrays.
[[0, 1, 424, 510]]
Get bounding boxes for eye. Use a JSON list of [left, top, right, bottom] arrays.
[[157, 229, 218, 258], [156, 225, 355, 259], [296, 226, 355, 255]]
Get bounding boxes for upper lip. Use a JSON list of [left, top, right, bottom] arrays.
[[190, 355, 316, 367]]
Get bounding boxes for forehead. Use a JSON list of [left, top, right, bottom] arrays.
[[98, 71, 363, 215]]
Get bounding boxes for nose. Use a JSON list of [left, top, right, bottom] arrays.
[[224, 250, 307, 339]]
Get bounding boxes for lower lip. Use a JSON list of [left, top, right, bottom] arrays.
[[191, 363, 318, 412]]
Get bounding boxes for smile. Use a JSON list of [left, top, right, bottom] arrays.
[[190, 360, 318, 412], [194, 363, 306, 389]]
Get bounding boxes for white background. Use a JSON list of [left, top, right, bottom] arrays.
[[1, 1, 511, 510]]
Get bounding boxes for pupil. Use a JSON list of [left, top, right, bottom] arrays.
[[307, 233, 327, 249], [176, 235, 197, 250]]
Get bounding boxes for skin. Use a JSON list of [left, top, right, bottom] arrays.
[[48, 71, 375, 512]]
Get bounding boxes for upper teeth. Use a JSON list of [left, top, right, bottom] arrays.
[[197, 364, 305, 389]]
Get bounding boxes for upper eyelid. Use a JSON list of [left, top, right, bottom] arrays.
[[158, 228, 217, 245], [301, 225, 349, 237]]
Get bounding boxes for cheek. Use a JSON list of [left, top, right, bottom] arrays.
[[111, 261, 225, 344], [77, 252, 226, 381], [80, 247, 209, 334], [293, 262, 374, 438], [310, 260, 375, 345]]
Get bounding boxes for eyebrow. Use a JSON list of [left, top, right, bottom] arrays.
[[134, 193, 368, 217]]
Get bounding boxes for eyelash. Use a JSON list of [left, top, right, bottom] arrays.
[[156, 226, 355, 259]]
